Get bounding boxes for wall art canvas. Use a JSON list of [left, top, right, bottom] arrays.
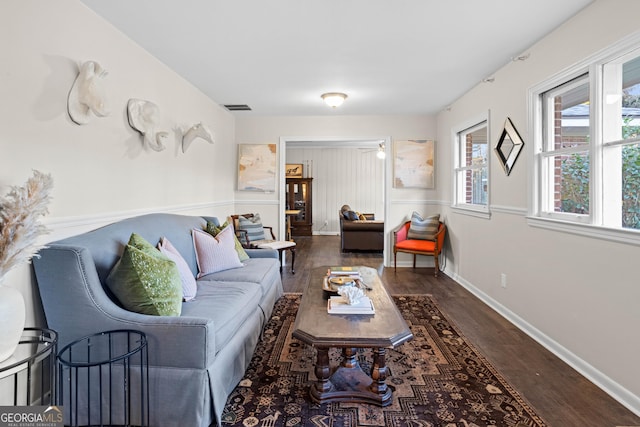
[[237, 144, 277, 192], [393, 140, 435, 188]]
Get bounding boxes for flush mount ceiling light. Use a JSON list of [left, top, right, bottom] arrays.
[[321, 92, 347, 108]]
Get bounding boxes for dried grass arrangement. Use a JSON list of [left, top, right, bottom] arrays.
[[0, 170, 53, 281]]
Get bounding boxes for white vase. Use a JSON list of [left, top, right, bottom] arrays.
[[0, 284, 26, 362]]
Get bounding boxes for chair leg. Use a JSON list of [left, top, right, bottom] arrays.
[[434, 255, 439, 277], [289, 247, 296, 274], [412, 254, 416, 269], [394, 250, 397, 271]]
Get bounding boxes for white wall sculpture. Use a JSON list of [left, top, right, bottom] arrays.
[[126, 98, 168, 152], [182, 122, 214, 153], [67, 60, 111, 125]]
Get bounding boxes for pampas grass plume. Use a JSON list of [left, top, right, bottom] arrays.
[[0, 170, 53, 280]]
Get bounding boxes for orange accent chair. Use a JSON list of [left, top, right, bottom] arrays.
[[392, 221, 446, 276]]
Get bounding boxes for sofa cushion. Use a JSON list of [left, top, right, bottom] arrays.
[[158, 237, 197, 301], [181, 281, 262, 355], [192, 226, 243, 278], [205, 220, 249, 261], [197, 257, 280, 297], [237, 213, 266, 244], [106, 233, 183, 316], [408, 212, 440, 240]]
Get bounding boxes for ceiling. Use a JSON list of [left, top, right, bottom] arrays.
[[81, 0, 593, 117]]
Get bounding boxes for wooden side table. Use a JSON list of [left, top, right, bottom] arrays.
[[285, 209, 301, 241], [253, 240, 296, 274]]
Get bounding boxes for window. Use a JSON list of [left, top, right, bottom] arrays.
[[453, 119, 489, 216], [531, 35, 640, 242], [540, 74, 591, 220]]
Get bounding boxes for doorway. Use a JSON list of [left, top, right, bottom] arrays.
[[278, 136, 391, 263]]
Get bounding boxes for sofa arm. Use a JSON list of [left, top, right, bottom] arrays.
[[245, 248, 278, 259], [33, 245, 216, 370]]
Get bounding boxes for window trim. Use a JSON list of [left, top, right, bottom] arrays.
[[452, 112, 491, 219], [527, 30, 640, 246]]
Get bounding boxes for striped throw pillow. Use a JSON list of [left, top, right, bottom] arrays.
[[237, 213, 266, 244], [407, 212, 440, 240], [192, 226, 243, 278]]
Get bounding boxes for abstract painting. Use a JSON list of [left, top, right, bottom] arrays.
[[237, 144, 277, 192], [393, 140, 435, 188]]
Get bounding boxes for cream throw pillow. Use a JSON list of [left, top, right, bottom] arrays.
[[158, 237, 197, 301]]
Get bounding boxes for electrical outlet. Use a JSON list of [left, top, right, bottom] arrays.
[[501, 273, 507, 288]]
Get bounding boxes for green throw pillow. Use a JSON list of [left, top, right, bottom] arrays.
[[106, 233, 182, 316], [205, 220, 250, 261]]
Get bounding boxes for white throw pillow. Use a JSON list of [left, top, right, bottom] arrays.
[[158, 237, 197, 301], [192, 225, 243, 278]]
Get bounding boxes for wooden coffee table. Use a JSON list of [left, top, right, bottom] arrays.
[[292, 266, 413, 406]]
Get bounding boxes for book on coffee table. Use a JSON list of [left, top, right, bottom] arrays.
[[327, 266, 361, 279], [327, 296, 375, 314]]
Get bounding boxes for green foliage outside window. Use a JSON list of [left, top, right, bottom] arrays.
[[622, 116, 640, 229], [560, 116, 640, 228], [560, 153, 589, 214]]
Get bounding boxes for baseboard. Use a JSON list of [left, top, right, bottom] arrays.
[[445, 268, 640, 417]]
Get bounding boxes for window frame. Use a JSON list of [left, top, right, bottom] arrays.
[[452, 113, 491, 219], [528, 31, 640, 246]]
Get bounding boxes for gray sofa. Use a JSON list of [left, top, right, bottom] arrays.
[[32, 213, 283, 427]]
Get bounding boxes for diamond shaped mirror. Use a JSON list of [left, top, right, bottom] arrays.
[[495, 117, 524, 176]]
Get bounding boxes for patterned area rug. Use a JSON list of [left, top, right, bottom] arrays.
[[221, 294, 547, 427]]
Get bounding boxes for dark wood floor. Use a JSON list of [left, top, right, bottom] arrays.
[[281, 235, 640, 427]]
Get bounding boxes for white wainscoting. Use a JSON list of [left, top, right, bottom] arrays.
[[43, 201, 234, 242], [286, 146, 385, 235]]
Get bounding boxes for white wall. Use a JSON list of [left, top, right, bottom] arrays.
[[286, 146, 384, 234], [0, 1, 236, 341], [436, 0, 640, 413], [4, 0, 637, 415]]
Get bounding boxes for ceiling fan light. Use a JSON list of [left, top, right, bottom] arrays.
[[321, 92, 347, 108]]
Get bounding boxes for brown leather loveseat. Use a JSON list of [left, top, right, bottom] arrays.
[[339, 205, 384, 252]]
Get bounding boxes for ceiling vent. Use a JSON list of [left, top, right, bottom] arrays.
[[223, 104, 252, 111]]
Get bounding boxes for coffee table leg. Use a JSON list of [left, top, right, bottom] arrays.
[[312, 347, 333, 397], [342, 347, 358, 369], [369, 348, 389, 396]]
